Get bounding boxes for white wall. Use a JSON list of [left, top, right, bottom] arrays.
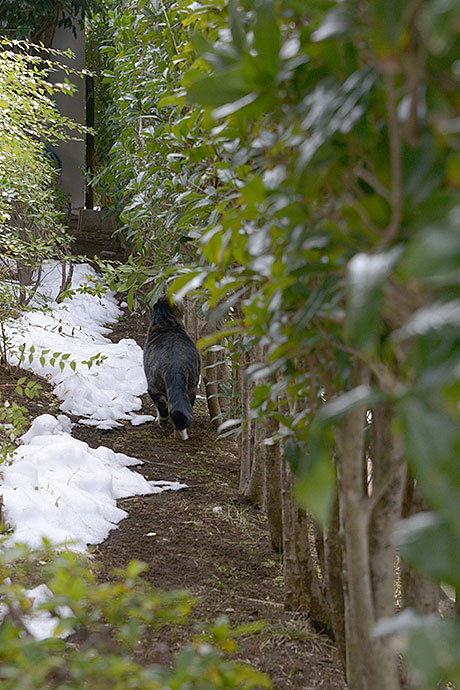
[[50, 25, 86, 210]]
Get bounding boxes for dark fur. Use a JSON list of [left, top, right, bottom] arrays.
[[143, 298, 201, 435]]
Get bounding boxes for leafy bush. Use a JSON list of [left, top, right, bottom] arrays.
[[0, 0, 97, 45], [172, 2, 460, 686], [87, 0, 223, 309], [89, 0, 460, 687], [0, 543, 270, 689], [0, 39, 83, 312]]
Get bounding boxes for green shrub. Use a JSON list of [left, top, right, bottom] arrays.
[[0, 40, 81, 309], [89, 1, 460, 686], [0, 543, 270, 689]]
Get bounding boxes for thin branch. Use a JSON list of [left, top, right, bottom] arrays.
[[379, 70, 403, 247], [354, 166, 390, 201], [159, 0, 179, 54], [345, 194, 381, 236]]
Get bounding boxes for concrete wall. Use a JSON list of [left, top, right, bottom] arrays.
[[50, 26, 86, 210]]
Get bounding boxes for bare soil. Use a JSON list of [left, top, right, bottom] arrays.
[[0, 309, 346, 690]]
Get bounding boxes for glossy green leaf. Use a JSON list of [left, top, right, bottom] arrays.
[[311, 7, 350, 42], [187, 70, 250, 108], [397, 396, 460, 533], [345, 247, 401, 350], [406, 619, 460, 689], [395, 512, 460, 589], [316, 385, 383, 425], [228, 0, 247, 53], [254, 0, 280, 77], [402, 224, 460, 286], [294, 451, 336, 527], [169, 271, 207, 302]]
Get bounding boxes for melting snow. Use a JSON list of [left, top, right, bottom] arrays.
[[0, 262, 187, 560]]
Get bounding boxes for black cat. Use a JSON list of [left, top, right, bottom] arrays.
[[143, 298, 201, 440]]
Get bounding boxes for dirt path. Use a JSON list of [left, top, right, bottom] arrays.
[[74, 312, 346, 689], [0, 309, 346, 689]]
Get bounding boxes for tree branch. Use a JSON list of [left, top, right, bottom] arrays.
[[379, 70, 403, 248]]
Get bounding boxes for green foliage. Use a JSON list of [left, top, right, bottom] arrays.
[[376, 609, 460, 690], [14, 342, 106, 374], [0, 39, 83, 320], [0, 398, 29, 461], [90, 0, 460, 685], [0, 38, 86, 394], [0, 0, 99, 44], [0, 543, 270, 689], [0, 377, 42, 461], [88, 0, 231, 308], [14, 377, 43, 400]]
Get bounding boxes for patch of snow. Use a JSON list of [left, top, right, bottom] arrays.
[[5, 262, 148, 427], [129, 413, 156, 426], [2, 414, 185, 553], [22, 584, 74, 640], [0, 262, 190, 639]]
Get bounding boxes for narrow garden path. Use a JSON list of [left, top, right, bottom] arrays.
[[71, 310, 346, 689]]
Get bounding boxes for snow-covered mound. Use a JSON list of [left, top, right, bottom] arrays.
[[1, 414, 186, 553]]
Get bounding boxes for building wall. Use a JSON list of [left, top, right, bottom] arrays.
[[50, 25, 86, 210]]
